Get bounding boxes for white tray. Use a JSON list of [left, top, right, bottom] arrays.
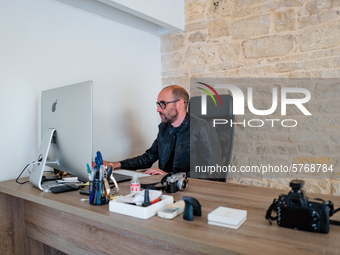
[[109, 195, 173, 219]]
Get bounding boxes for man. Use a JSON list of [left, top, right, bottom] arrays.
[[104, 85, 222, 179]]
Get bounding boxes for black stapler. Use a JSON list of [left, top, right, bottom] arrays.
[[183, 196, 201, 221]]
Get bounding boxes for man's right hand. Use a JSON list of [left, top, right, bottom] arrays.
[[104, 161, 121, 170], [92, 161, 121, 170]]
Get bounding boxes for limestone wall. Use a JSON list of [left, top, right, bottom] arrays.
[[161, 0, 340, 194]]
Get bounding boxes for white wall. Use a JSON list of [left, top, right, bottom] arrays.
[[0, 0, 161, 182], [99, 0, 185, 31]]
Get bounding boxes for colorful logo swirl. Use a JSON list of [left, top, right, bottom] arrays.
[[196, 82, 223, 106]]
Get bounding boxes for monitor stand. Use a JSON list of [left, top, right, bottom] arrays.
[[29, 128, 60, 192]]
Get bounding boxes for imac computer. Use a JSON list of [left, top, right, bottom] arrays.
[[29, 81, 93, 191]]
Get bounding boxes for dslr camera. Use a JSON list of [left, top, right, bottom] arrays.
[[266, 180, 336, 233], [165, 172, 188, 193]]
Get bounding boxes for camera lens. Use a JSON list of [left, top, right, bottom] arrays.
[[177, 178, 188, 191]]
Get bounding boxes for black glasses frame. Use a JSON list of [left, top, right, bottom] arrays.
[[156, 99, 180, 109]]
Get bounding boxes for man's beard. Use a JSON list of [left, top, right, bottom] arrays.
[[160, 108, 178, 123]]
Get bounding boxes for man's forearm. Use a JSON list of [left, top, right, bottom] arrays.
[[119, 154, 156, 170]]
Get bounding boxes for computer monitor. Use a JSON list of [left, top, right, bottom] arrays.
[[29, 81, 93, 191]]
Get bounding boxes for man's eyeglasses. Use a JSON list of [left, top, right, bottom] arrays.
[[156, 99, 180, 109]]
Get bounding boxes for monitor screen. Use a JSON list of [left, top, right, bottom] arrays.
[[29, 81, 92, 191]]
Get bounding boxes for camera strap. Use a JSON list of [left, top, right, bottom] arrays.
[[265, 198, 278, 225], [322, 199, 340, 226], [140, 173, 172, 190]]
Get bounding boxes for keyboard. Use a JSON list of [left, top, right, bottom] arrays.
[[109, 173, 132, 183]]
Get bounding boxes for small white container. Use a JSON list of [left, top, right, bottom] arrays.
[[109, 195, 174, 219], [208, 206, 247, 229], [130, 175, 140, 193]]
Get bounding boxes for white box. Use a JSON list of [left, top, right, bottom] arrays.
[[109, 195, 173, 219], [207, 206, 247, 229]]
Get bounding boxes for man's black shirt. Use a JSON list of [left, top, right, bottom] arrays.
[[119, 113, 223, 180]]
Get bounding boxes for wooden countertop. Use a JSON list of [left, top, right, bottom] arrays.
[[1, 177, 340, 254]]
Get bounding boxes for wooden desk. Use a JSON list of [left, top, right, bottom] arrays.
[[1, 178, 340, 255]]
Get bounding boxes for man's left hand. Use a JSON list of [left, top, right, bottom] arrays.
[[145, 168, 167, 175]]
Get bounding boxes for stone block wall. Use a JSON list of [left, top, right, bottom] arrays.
[[161, 0, 340, 194]]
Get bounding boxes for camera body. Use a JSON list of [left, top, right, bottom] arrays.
[[165, 172, 188, 194], [269, 180, 330, 233]]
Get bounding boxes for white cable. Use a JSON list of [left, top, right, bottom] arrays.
[[27, 159, 60, 174], [27, 161, 40, 174]]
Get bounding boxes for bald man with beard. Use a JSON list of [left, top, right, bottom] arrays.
[[104, 85, 223, 180]]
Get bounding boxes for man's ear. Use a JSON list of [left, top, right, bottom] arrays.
[[177, 99, 185, 110]]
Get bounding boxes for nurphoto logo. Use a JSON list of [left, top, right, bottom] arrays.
[[196, 82, 312, 128]]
